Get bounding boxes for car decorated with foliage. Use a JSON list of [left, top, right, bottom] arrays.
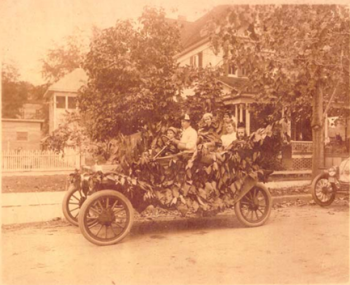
[[62, 124, 281, 246]]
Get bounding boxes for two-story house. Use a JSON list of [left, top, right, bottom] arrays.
[[43, 68, 87, 134], [175, 5, 258, 136], [43, 7, 348, 170], [174, 6, 349, 169]]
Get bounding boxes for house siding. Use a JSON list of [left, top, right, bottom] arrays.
[[2, 120, 43, 151], [177, 42, 223, 68], [48, 91, 77, 133]]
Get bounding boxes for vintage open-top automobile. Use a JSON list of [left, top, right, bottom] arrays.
[[62, 126, 278, 246], [311, 157, 350, 206]]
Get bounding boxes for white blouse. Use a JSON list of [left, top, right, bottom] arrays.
[[180, 126, 198, 151], [221, 132, 237, 148]]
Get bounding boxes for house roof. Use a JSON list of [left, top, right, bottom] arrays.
[[44, 68, 88, 98], [165, 17, 194, 47], [217, 76, 250, 91], [180, 5, 231, 50]]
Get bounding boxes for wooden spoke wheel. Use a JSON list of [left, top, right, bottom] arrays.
[[311, 174, 336, 207], [62, 185, 87, 226], [78, 190, 134, 246], [235, 183, 272, 227]]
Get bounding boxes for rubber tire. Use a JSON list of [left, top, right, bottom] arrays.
[[311, 173, 336, 207], [78, 190, 134, 246], [235, 183, 272, 227], [62, 185, 85, 226]]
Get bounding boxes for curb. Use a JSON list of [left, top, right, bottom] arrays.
[[2, 192, 313, 225], [1, 193, 312, 207], [1, 170, 73, 177], [272, 194, 312, 205]]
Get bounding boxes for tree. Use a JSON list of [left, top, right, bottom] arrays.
[[79, 7, 183, 143], [1, 62, 51, 126], [209, 5, 349, 176], [176, 66, 225, 128], [1, 62, 28, 118], [41, 111, 112, 159], [41, 29, 89, 83]]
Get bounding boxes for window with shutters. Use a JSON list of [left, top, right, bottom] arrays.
[[190, 52, 203, 68], [228, 64, 237, 76]]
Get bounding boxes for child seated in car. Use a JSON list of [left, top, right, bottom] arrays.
[[154, 127, 179, 156]]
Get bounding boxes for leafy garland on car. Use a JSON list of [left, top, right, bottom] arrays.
[[71, 123, 282, 215]]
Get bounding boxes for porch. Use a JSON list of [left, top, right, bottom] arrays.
[[280, 140, 349, 171]]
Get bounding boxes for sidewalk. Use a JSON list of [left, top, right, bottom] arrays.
[[1, 170, 74, 177], [2, 192, 65, 224], [1, 180, 312, 225]]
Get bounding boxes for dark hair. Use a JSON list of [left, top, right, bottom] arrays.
[[237, 122, 245, 129], [181, 114, 190, 121]]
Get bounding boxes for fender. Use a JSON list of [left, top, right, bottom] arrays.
[[233, 175, 257, 204]]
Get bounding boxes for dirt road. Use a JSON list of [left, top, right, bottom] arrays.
[[2, 204, 349, 285]]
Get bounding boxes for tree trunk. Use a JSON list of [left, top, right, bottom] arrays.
[[311, 85, 325, 178]]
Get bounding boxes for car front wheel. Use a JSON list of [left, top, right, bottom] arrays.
[[311, 173, 336, 207]]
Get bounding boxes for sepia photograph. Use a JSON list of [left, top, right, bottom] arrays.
[[1, 0, 349, 284]]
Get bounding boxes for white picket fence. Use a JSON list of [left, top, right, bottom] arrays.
[[1, 149, 80, 171]]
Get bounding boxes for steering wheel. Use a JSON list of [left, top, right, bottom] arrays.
[[161, 134, 171, 141], [152, 135, 173, 159]]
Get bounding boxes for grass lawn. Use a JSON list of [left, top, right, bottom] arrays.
[[2, 175, 68, 193]]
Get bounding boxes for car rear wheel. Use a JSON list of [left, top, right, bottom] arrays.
[[62, 185, 87, 226], [234, 183, 272, 227]]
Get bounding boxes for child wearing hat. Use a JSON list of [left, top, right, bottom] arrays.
[[164, 127, 179, 155], [153, 126, 180, 156]]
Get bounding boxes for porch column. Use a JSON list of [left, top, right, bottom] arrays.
[[239, 104, 243, 123], [235, 105, 238, 124], [325, 113, 328, 143], [246, 103, 250, 135]]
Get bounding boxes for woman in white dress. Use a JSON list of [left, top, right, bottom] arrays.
[[221, 122, 237, 149]]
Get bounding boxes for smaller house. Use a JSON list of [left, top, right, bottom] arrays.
[[43, 68, 87, 134], [2, 118, 44, 151], [19, 101, 43, 119]]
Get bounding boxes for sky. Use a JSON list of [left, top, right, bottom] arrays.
[[0, 0, 234, 85], [0, 0, 347, 85]]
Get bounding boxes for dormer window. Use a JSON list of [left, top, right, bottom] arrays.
[[68, 97, 77, 109], [56, 96, 66, 108], [55, 95, 77, 109]]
